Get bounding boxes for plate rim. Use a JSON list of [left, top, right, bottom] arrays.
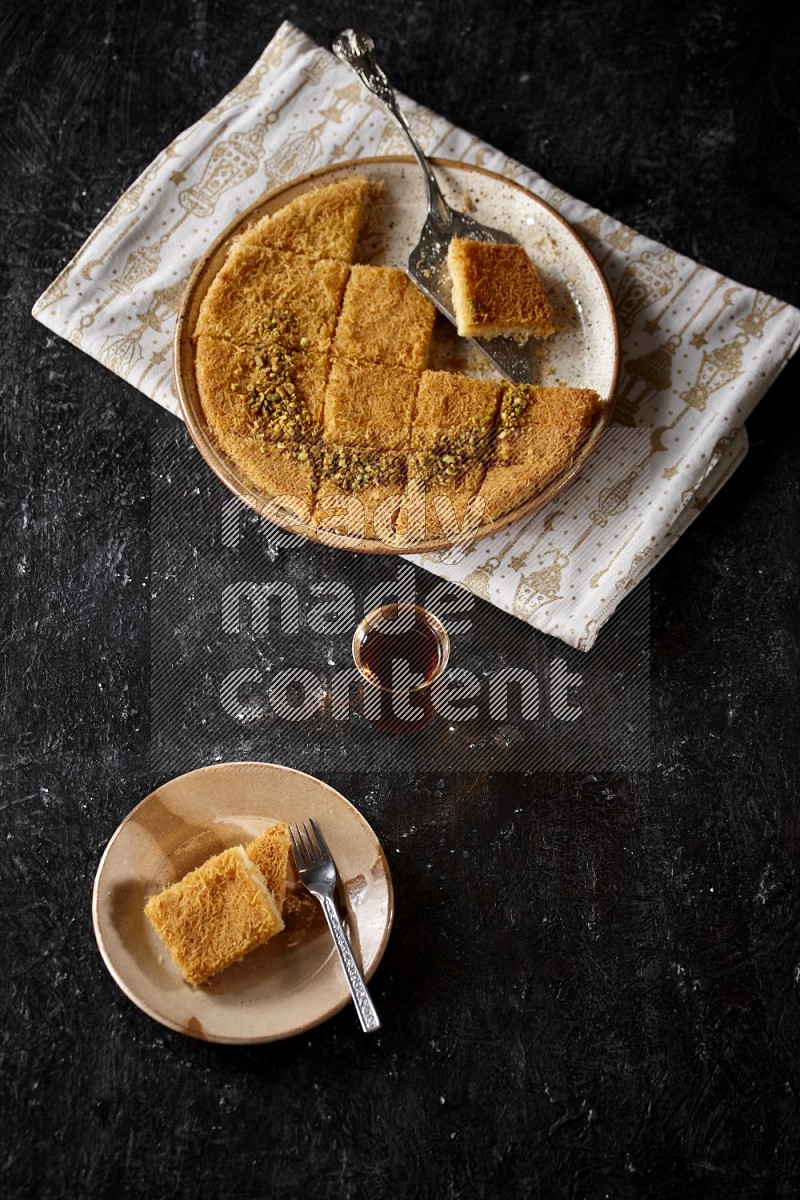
[[91, 760, 394, 1044], [174, 154, 620, 556]]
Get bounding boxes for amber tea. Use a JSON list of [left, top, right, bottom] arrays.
[[352, 604, 450, 733]]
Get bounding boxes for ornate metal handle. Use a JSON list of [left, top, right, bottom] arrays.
[[332, 29, 451, 230], [321, 894, 381, 1033]]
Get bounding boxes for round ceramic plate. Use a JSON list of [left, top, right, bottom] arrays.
[[92, 762, 393, 1043], [175, 156, 619, 554]]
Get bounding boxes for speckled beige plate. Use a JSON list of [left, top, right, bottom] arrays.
[[175, 156, 619, 555], [92, 762, 393, 1043]]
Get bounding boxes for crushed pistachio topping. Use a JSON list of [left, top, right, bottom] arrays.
[[233, 320, 533, 492], [302, 443, 405, 492], [497, 383, 534, 432], [412, 426, 492, 482], [235, 315, 319, 443]]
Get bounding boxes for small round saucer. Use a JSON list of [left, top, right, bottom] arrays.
[[92, 762, 393, 1043]]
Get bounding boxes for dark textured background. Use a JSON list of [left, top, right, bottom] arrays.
[[3, 1, 800, 1196]]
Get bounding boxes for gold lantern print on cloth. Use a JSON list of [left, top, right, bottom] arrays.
[[513, 550, 572, 621], [614, 339, 676, 427], [179, 127, 272, 219], [99, 326, 146, 375], [680, 340, 744, 411], [587, 468, 641, 532], [614, 247, 678, 341], [109, 239, 167, 298]]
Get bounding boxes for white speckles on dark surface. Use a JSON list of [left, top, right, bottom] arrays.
[[4, 0, 800, 1197]]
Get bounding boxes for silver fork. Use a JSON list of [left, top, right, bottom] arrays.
[[332, 28, 533, 384], [290, 819, 381, 1033]]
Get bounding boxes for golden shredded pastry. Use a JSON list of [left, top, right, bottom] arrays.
[[245, 822, 291, 914], [191, 176, 601, 542], [144, 846, 284, 986], [234, 175, 374, 262], [447, 238, 555, 341], [194, 243, 349, 352], [332, 264, 437, 370], [195, 333, 327, 442], [323, 358, 419, 451], [478, 386, 603, 521], [398, 371, 503, 540]]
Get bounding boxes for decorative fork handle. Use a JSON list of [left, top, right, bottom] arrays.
[[332, 29, 451, 230], [318, 893, 381, 1032]]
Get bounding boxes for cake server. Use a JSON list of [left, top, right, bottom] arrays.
[[332, 29, 534, 384]]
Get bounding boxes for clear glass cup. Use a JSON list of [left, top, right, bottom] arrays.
[[352, 603, 450, 733]]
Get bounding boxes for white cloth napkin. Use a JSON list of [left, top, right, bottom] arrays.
[[32, 20, 800, 650]]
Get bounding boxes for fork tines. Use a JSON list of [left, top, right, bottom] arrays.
[[290, 818, 329, 866]]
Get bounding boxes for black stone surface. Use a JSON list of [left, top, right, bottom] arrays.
[[3, 1, 800, 1196]]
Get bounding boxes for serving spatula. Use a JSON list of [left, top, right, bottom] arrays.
[[332, 29, 534, 384]]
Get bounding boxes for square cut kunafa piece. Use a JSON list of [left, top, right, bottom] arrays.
[[398, 371, 502, 543], [195, 336, 328, 443], [144, 845, 284, 986], [313, 467, 407, 544], [447, 238, 555, 342], [478, 385, 602, 522], [245, 822, 291, 914], [411, 370, 502, 438], [322, 359, 420, 450], [211, 424, 317, 521], [233, 175, 374, 262], [332, 264, 436, 370], [313, 358, 418, 542], [194, 244, 349, 353]]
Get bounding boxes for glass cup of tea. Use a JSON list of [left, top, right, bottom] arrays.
[[351, 603, 450, 733]]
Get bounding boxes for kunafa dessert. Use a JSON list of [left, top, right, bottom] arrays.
[[190, 175, 601, 544]]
